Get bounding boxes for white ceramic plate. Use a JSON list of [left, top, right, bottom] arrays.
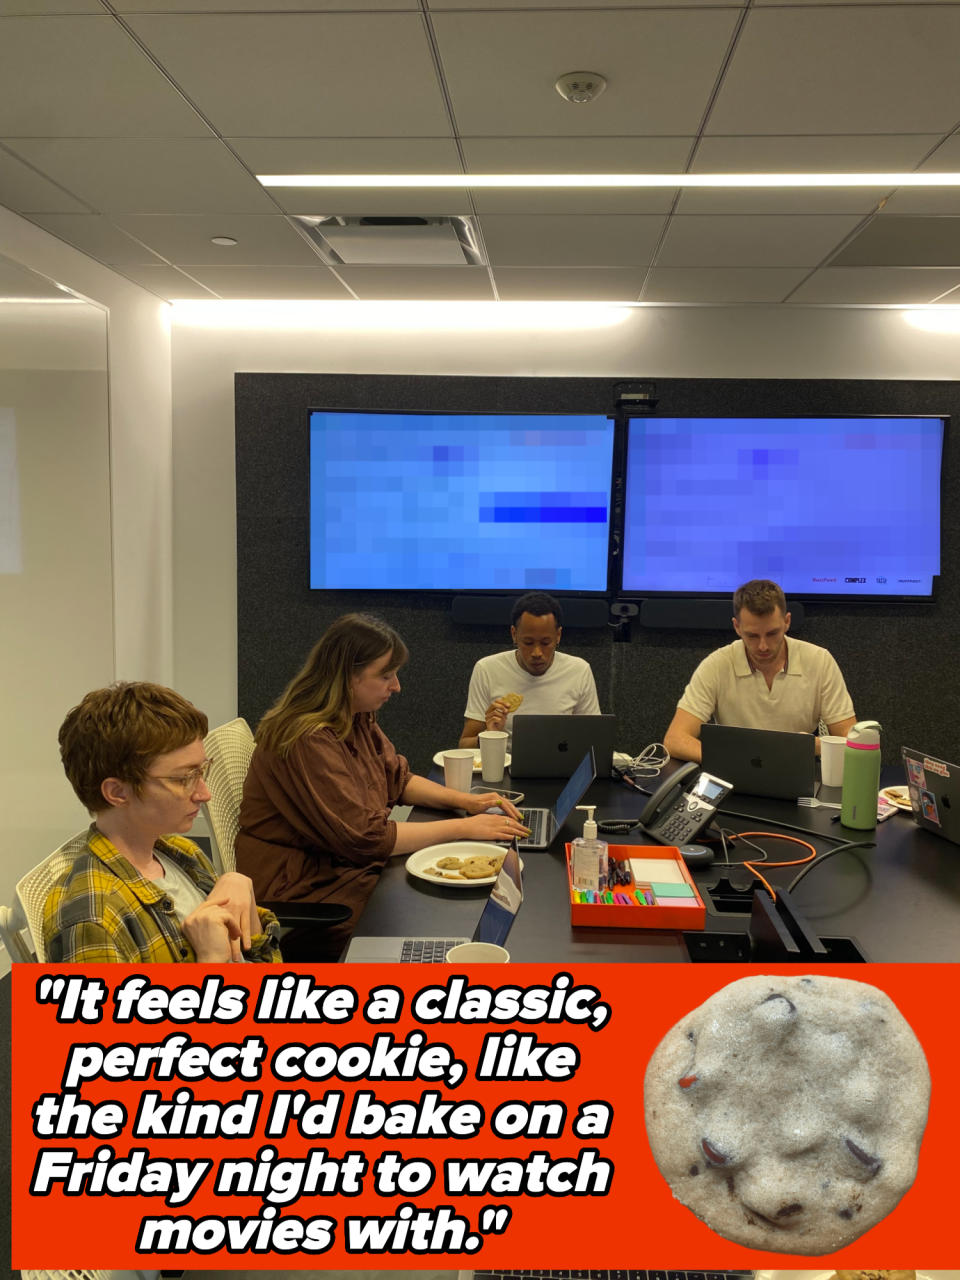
[[881, 784, 913, 811], [757, 1271, 948, 1280], [406, 842, 522, 888], [433, 749, 512, 773]]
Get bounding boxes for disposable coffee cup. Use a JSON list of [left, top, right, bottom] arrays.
[[478, 729, 508, 783], [820, 735, 846, 788], [443, 748, 475, 792], [445, 942, 510, 963]]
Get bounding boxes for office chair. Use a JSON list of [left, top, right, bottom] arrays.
[[202, 718, 350, 938], [0, 830, 90, 963]]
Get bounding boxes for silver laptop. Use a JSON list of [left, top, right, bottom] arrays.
[[516, 747, 596, 850], [510, 713, 616, 778], [343, 845, 523, 962], [701, 724, 816, 800], [902, 746, 960, 845]]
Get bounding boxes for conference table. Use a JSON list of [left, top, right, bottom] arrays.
[[350, 763, 960, 963]]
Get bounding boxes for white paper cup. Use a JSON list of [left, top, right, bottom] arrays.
[[443, 748, 475, 792], [478, 729, 508, 783], [445, 942, 510, 963], [820, 735, 846, 787]]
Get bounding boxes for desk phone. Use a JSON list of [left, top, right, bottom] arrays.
[[640, 762, 733, 845]]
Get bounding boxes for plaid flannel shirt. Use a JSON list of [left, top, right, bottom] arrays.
[[42, 825, 281, 963]]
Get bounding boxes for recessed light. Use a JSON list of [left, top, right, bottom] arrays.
[[210, 235, 238, 246], [256, 171, 960, 190]]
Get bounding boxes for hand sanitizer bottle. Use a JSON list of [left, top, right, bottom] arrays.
[[571, 805, 608, 893], [841, 719, 882, 830]]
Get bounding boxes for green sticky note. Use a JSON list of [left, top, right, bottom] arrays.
[[651, 881, 695, 898]]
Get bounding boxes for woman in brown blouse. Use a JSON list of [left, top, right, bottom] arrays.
[[236, 613, 527, 958]]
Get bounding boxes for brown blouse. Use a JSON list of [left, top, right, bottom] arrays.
[[235, 714, 411, 951]]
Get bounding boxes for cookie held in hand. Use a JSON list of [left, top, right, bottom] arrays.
[[644, 974, 930, 1253]]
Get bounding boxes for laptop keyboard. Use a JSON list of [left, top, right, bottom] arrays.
[[518, 808, 546, 846], [399, 937, 467, 963], [474, 1271, 755, 1280]]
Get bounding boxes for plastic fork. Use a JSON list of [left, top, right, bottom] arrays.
[[797, 796, 842, 809]]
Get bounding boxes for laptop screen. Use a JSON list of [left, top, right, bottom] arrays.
[[551, 748, 598, 826], [472, 845, 523, 945]]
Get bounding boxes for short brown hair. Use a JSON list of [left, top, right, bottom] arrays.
[[733, 579, 787, 619], [59, 682, 209, 813]]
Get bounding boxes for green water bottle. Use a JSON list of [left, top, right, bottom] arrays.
[[840, 719, 882, 830]]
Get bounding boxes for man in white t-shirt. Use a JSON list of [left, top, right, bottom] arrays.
[[459, 592, 600, 749], [664, 579, 856, 763]]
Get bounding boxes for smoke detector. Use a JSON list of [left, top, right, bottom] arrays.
[[555, 71, 607, 104]]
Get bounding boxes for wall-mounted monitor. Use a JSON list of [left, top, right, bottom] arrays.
[[620, 416, 945, 601], [309, 409, 615, 591]]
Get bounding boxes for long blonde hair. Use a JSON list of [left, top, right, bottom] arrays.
[[256, 613, 408, 756]]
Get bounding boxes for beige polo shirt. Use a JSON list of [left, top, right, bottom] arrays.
[[677, 637, 854, 733]]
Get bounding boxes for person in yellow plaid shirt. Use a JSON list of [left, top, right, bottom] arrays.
[[44, 682, 281, 964]]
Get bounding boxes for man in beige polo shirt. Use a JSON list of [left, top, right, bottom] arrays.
[[664, 579, 856, 763]]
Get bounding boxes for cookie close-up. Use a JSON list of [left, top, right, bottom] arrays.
[[644, 974, 931, 1254]]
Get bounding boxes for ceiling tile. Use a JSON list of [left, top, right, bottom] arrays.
[[112, 263, 219, 301], [479, 214, 666, 267], [0, 16, 210, 137], [493, 267, 646, 300], [790, 266, 960, 304], [708, 7, 960, 135], [126, 13, 450, 136], [0, 145, 88, 213], [111, 213, 325, 265], [117, 0, 416, 10], [464, 136, 688, 213], [656, 213, 864, 267], [0, 1, 103, 12], [25, 213, 168, 265], [675, 187, 892, 216], [336, 265, 494, 299], [433, 9, 739, 136], [273, 187, 475, 218], [641, 266, 807, 303], [831, 216, 960, 267], [881, 136, 960, 214], [682, 134, 940, 214], [231, 136, 461, 172], [4, 139, 274, 215], [177, 265, 353, 298]]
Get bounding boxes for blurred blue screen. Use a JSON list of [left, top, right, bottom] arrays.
[[622, 417, 943, 597], [309, 410, 614, 590]]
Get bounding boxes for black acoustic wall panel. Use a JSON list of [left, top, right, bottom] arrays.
[[237, 374, 959, 769]]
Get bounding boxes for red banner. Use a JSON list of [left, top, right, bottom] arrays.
[[11, 963, 951, 1268]]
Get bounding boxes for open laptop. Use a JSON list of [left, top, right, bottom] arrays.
[[516, 747, 597, 850], [902, 746, 960, 845], [701, 724, 816, 800], [343, 845, 523, 963], [510, 713, 616, 778]]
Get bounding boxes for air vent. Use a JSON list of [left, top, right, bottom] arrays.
[[293, 215, 485, 266]]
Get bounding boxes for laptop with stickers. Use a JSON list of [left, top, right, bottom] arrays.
[[902, 746, 960, 845]]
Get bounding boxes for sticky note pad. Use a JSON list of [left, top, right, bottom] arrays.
[[655, 896, 701, 907], [629, 858, 684, 884], [651, 881, 695, 898]]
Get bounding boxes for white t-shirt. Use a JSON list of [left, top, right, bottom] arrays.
[[464, 649, 600, 747], [677, 636, 854, 734]]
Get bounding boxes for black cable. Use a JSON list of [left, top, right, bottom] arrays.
[[715, 805, 861, 844], [787, 839, 875, 893]]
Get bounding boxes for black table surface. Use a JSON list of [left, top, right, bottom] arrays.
[[350, 764, 960, 963]]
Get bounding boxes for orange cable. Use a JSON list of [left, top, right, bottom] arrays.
[[726, 830, 818, 901]]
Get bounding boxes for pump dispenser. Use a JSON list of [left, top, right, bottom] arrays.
[[840, 720, 882, 830], [571, 805, 608, 892]]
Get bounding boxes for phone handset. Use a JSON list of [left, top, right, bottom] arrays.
[[639, 761, 699, 829]]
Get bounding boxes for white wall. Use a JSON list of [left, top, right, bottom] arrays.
[[170, 301, 960, 726], [0, 205, 172, 965]]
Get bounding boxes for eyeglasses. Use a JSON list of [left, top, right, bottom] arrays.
[[145, 759, 211, 793]]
